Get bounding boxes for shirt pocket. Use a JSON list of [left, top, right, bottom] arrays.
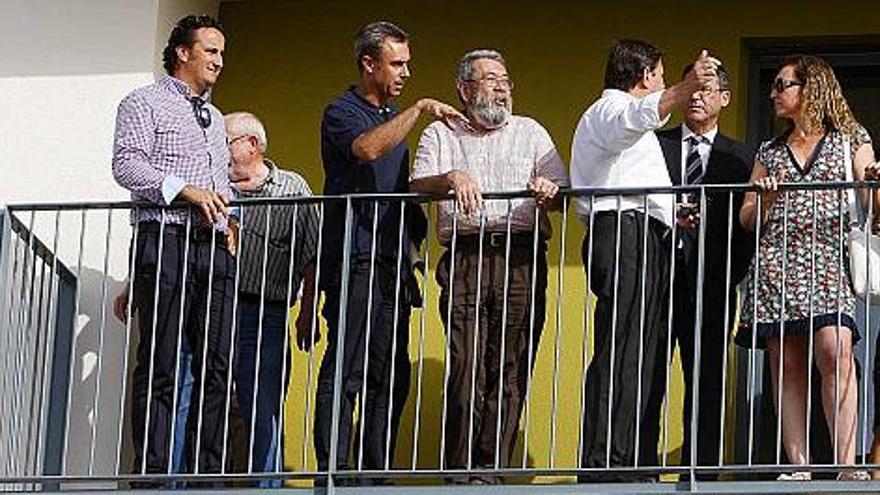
[[506, 157, 535, 190]]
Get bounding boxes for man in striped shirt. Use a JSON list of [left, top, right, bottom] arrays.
[[225, 111, 319, 483]]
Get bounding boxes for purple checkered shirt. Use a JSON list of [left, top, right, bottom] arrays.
[[112, 76, 231, 229]]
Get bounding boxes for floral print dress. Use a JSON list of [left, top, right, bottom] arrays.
[[739, 126, 872, 347]]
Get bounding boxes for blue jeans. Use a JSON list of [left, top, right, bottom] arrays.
[[235, 299, 290, 487], [172, 341, 193, 481]]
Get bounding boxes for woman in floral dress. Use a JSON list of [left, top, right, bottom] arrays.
[[739, 55, 879, 480]]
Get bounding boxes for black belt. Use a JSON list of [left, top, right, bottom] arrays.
[[453, 232, 544, 250], [138, 221, 226, 243]]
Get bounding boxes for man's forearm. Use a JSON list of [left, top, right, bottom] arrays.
[[298, 263, 317, 310], [352, 100, 424, 163], [410, 172, 453, 195], [657, 81, 697, 120]]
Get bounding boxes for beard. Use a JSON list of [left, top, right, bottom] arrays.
[[468, 91, 512, 129]]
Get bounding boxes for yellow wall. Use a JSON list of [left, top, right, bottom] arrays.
[[213, 0, 879, 479]]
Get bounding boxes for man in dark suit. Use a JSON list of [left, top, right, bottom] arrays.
[[640, 63, 753, 479]]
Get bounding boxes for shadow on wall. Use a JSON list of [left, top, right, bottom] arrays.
[[64, 267, 128, 476]]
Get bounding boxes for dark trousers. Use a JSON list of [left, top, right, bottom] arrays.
[[234, 299, 290, 485], [130, 226, 235, 475], [437, 236, 547, 473], [314, 258, 411, 471], [640, 250, 729, 478], [580, 211, 670, 479]]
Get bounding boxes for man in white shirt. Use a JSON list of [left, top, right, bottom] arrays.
[[411, 49, 569, 482], [570, 39, 720, 481]]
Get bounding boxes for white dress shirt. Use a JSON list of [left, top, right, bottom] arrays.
[[570, 89, 674, 226], [679, 124, 718, 184]]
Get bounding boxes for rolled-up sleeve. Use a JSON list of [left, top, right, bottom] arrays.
[[112, 94, 166, 203], [411, 124, 443, 181], [599, 90, 669, 153], [531, 121, 570, 187]]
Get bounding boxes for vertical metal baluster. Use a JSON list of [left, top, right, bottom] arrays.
[[661, 192, 679, 467], [718, 192, 735, 466], [357, 201, 380, 471], [774, 191, 789, 465], [218, 204, 248, 474], [275, 203, 300, 476], [633, 195, 649, 469], [834, 186, 845, 466], [411, 203, 430, 471], [12, 211, 37, 476], [139, 213, 167, 476], [221, 207, 245, 472], [862, 187, 873, 462], [36, 210, 63, 477], [301, 204, 324, 470], [805, 191, 817, 463], [193, 222, 220, 475], [14, 211, 38, 474], [26, 239, 49, 478], [327, 197, 355, 490], [746, 197, 763, 466], [493, 200, 514, 471], [521, 203, 540, 469], [0, 214, 24, 476], [167, 214, 193, 476], [87, 209, 113, 475], [62, 209, 88, 475], [383, 200, 408, 472], [577, 196, 596, 465], [248, 204, 274, 476], [466, 210, 487, 471], [549, 197, 568, 469], [605, 196, 623, 468], [115, 213, 139, 475], [689, 186, 709, 483], [439, 203, 459, 471]]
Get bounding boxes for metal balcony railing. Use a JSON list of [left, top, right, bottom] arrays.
[[1, 182, 880, 493]]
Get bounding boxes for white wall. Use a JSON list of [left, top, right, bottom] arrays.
[[0, 0, 218, 478]]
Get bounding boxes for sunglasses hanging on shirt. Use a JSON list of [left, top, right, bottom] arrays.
[[191, 98, 212, 129]]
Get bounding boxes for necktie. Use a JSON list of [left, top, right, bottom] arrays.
[[685, 135, 705, 185]]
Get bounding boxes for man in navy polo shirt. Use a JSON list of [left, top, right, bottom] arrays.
[[312, 21, 464, 473]]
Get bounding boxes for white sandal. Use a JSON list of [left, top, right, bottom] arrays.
[[837, 470, 870, 481], [777, 471, 811, 481]]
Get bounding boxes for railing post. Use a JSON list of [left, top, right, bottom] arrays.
[[328, 196, 354, 492], [690, 185, 709, 487]]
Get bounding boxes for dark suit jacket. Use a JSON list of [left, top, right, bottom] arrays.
[[657, 126, 754, 327]]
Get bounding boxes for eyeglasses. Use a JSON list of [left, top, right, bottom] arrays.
[[464, 76, 515, 90], [226, 134, 251, 147], [191, 98, 211, 129], [772, 78, 803, 93]]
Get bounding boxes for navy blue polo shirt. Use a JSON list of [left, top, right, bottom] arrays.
[[320, 87, 411, 286]]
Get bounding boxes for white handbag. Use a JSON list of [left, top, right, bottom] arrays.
[[844, 140, 880, 302]]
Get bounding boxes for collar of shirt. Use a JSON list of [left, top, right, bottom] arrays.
[[680, 124, 717, 184], [234, 159, 279, 196], [681, 124, 718, 145], [158, 75, 213, 103], [343, 86, 394, 116]]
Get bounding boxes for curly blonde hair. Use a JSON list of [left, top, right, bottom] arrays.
[[781, 55, 860, 137]]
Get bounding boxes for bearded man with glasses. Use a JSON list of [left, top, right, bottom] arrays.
[[410, 49, 569, 483]]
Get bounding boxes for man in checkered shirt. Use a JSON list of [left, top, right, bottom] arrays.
[[112, 14, 235, 478]]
